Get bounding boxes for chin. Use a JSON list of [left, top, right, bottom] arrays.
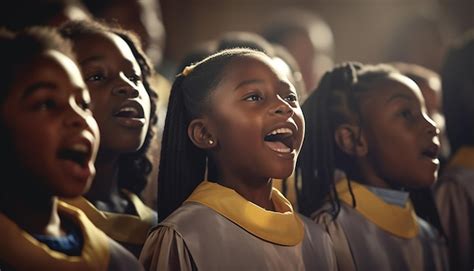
[[271, 167, 294, 180], [412, 176, 436, 189]]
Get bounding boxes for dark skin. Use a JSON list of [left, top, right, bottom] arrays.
[[72, 32, 151, 213], [1, 51, 99, 237], [190, 54, 305, 210], [337, 74, 440, 190]]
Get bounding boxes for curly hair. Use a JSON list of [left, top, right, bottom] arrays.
[[59, 20, 158, 195]]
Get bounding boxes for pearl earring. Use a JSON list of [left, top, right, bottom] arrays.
[[208, 139, 214, 145]]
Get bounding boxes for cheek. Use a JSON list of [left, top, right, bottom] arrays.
[[143, 92, 152, 122], [14, 130, 54, 176], [89, 89, 110, 117], [214, 114, 261, 148], [86, 116, 101, 151]]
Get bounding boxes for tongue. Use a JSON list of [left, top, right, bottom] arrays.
[[265, 141, 291, 153]]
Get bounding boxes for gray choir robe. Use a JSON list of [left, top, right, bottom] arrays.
[[435, 146, 474, 271], [313, 180, 450, 271]]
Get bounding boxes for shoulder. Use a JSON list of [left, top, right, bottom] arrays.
[[107, 238, 145, 271], [436, 167, 474, 191], [159, 202, 218, 230], [140, 220, 195, 271], [299, 213, 337, 268], [310, 201, 351, 227], [299, 213, 330, 241], [435, 167, 474, 210], [415, 216, 445, 242]]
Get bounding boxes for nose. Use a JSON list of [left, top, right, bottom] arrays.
[[111, 72, 139, 98], [425, 114, 440, 136], [64, 96, 89, 129], [271, 96, 294, 117]]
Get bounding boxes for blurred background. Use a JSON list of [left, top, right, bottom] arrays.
[[159, 0, 472, 77]]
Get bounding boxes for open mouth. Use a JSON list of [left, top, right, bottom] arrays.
[[264, 127, 295, 154], [113, 101, 145, 119], [57, 143, 91, 168], [421, 144, 440, 160]]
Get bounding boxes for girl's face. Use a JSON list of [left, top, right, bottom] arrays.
[[73, 32, 151, 154], [206, 54, 305, 183], [359, 74, 440, 189], [1, 50, 100, 197]]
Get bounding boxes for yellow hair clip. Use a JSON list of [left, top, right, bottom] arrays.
[[182, 65, 195, 76]]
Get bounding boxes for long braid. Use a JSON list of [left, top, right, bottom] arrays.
[[157, 75, 206, 221], [297, 63, 360, 216], [298, 62, 397, 218], [157, 48, 262, 222]]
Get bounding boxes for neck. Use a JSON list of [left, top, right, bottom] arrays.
[[356, 160, 393, 189], [219, 176, 275, 211], [84, 150, 128, 213], [1, 190, 63, 237]]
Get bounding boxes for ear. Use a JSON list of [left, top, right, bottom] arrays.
[[188, 118, 217, 150], [334, 124, 368, 157]]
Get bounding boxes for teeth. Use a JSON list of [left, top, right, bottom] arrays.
[[267, 128, 293, 136], [119, 107, 138, 114], [275, 147, 291, 153], [70, 143, 88, 153]]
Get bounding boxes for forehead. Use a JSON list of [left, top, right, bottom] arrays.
[[360, 73, 424, 109], [75, 32, 139, 68], [12, 50, 85, 94], [220, 53, 291, 84], [367, 73, 422, 99]]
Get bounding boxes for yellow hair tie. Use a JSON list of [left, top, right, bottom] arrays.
[[182, 65, 195, 76]]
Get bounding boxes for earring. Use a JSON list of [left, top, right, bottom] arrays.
[[208, 139, 214, 145]]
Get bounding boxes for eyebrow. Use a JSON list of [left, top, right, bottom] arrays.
[[80, 56, 139, 74], [233, 79, 293, 92], [21, 82, 57, 99], [79, 55, 103, 66], [386, 93, 414, 104], [234, 79, 264, 91]]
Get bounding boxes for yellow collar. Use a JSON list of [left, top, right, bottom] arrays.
[[0, 201, 109, 271], [185, 181, 304, 246], [62, 191, 156, 245], [336, 179, 419, 239], [447, 146, 474, 169]]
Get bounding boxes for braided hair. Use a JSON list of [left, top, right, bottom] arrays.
[[296, 62, 399, 217], [157, 48, 266, 221], [297, 62, 446, 235]]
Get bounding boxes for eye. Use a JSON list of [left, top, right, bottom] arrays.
[[78, 99, 91, 111], [284, 93, 298, 103], [37, 98, 57, 111], [85, 73, 106, 82], [400, 109, 414, 120], [244, 94, 263, 102], [128, 74, 142, 84]]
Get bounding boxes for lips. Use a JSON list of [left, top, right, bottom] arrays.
[[264, 123, 298, 155], [421, 143, 440, 161], [57, 135, 95, 181], [113, 100, 146, 128], [58, 137, 93, 168]]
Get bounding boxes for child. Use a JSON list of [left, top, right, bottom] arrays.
[[435, 30, 474, 271], [390, 62, 450, 168], [59, 20, 158, 257], [139, 48, 336, 270], [0, 27, 143, 270], [296, 62, 449, 270]]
